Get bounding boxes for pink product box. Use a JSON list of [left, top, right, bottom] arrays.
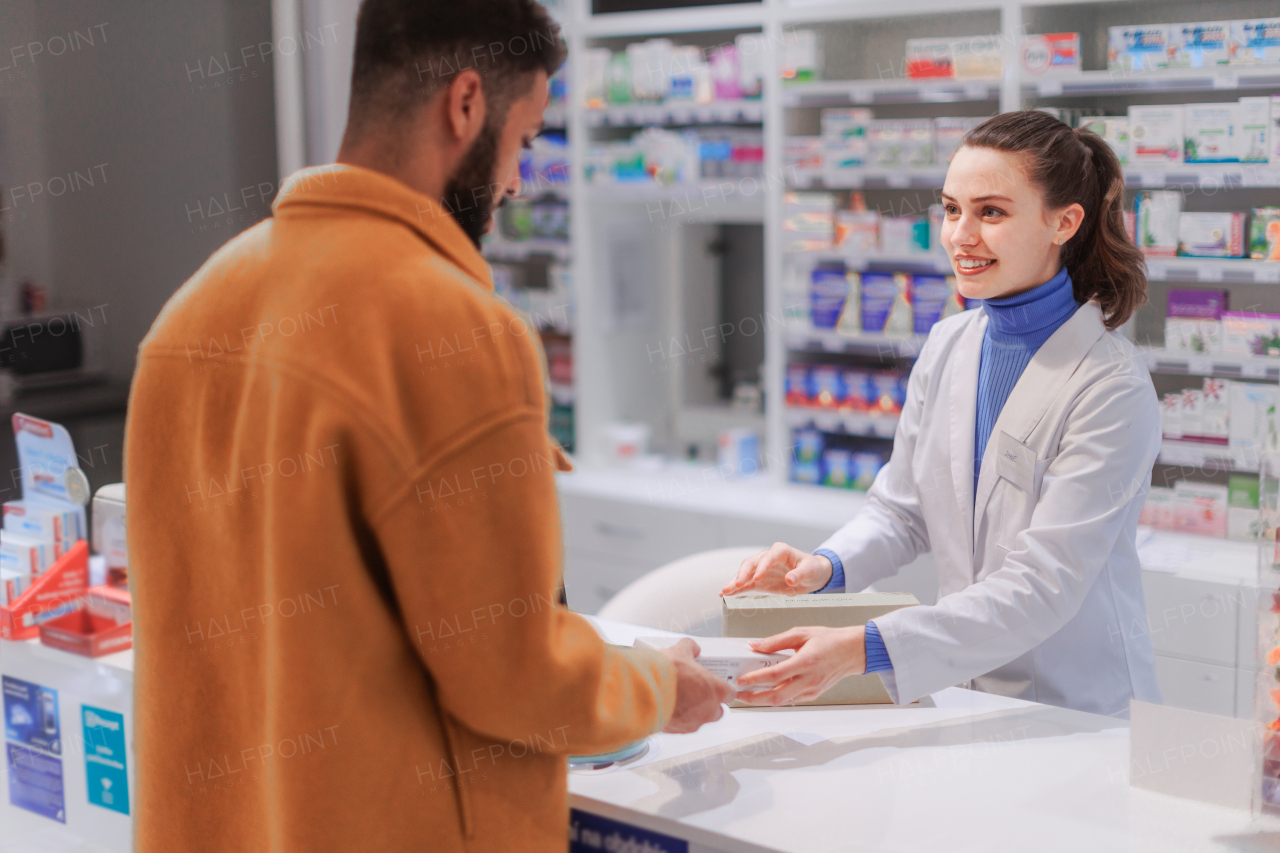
[[1172, 481, 1228, 538]]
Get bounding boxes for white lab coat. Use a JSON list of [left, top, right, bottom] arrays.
[[820, 300, 1162, 717]]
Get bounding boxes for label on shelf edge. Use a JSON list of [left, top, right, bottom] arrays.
[[854, 88, 874, 104], [1036, 79, 1064, 97], [886, 173, 911, 189], [1257, 266, 1280, 284], [1140, 172, 1165, 188], [1198, 265, 1224, 282], [963, 82, 989, 100], [1212, 71, 1239, 90], [1187, 357, 1212, 375], [1242, 361, 1269, 379]]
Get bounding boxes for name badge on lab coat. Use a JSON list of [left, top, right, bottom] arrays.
[[996, 431, 1036, 493]]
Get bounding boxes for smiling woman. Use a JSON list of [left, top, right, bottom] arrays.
[[725, 110, 1161, 720]]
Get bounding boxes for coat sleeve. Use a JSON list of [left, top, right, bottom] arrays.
[[371, 408, 677, 755], [872, 373, 1160, 705], [816, 340, 933, 592]]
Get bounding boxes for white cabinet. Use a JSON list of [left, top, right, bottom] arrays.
[[1154, 655, 1237, 718], [1140, 573, 1242, 667]]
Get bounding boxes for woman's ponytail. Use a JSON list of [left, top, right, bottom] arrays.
[[962, 111, 1148, 330]]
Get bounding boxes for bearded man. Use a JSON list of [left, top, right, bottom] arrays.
[[125, 2, 730, 851]]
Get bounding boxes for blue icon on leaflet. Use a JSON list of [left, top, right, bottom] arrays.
[[3, 676, 61, 755], [82, 706, 129, 815]]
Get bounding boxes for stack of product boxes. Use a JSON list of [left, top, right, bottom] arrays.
[[791, 425, 890, 492], [1109, 19, 1280, 72], [1164, 288, 1280, 356], [1148, 290, 1275, 542], [801, 260, 969, 337], [582, 35, 768, 109], [782, 191, 946, 257], [786, 363, 908, 416], [585, 126, 765, 187], [1129, 190, 1278, 262], [787, 113, 991, 182], [0, 501, 80, 609]]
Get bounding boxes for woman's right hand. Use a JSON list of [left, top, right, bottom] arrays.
[[721, 543, 833, 596]]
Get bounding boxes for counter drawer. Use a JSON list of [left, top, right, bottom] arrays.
[[1154, 655, 1235, 717], [560, 493, 721, 565], [1141, 573, 1241, 667]]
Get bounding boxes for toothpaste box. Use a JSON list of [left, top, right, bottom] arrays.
[[1020, 32, 1081, 75], [1139, 486, 1176, 530], [1173, 480, 1228, 538], [1167, 21, 1232, 68], [1108, 26, 1170, 72], [784, 137, 824, 186], [0, 531, 52, 578], [1229, 18, 1280, 65], [1161, 392, 1184, 439], [0, 568, 29, 607], [905, 37, 955, 78], [1167, 288, 1229, 319], [1228, 475, 1260, 542], [1129, 105, 1184, 163], [868, 119, 935, 169], [1178, 212, 1246, 257], [1164, 318, 1221, 353], [1252, 207, 1280, 260], [821, 108, 872, 185], [1222, 312, 1280, 355], [910, 274, 951, 334], [1180, 388, 1205, 441], [835, 210, 880, 253], [783, 192, 835, 252], [1079, 117, 1129, 165], [880, 216, 930, 255], [633, 636, 792, 689], [1202, 377, 1230, 444], [1135, 190, 1182, 256], [1183, 102, 1240, 163], [934, 116, 985, 164], [3, 500, 78, 544], [1238, 96, 1271, 163]]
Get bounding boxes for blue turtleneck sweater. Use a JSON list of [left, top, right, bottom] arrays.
[[973, 266, 1079, 495], [814, 266, 1079, 675]]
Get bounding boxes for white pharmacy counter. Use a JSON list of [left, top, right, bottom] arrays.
[[569, 617, 1279, 853]]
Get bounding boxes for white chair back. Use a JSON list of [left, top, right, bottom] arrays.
[[596, 546, 765, 637]]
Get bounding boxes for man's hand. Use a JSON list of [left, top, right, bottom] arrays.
[[734, 626, 866, 706], [721, 543, 833, 596], [656, 639, 734, 734]]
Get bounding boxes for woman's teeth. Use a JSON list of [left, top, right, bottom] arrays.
[[957, 258, 995, 269]]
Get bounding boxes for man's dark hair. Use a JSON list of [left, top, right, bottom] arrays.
[[347, 0, 566, 134]]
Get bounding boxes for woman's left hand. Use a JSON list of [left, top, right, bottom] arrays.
[[735, 626, 867, 706]]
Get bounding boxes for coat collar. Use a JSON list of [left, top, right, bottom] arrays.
[[272, 164, 493, 289], [971, 301, 1107, 545]]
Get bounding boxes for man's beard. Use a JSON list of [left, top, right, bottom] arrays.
[[442, 120, 502, 249]]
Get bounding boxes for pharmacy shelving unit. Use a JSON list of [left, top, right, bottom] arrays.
[[553, 0, 1280, 716]]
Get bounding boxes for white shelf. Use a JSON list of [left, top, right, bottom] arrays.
[[785, 326, 927, 358], [784, 406, 899, 438], [1158, 439, 1260, 474], [1142, 257, 1280, 284], [1123, 164, 1280, 189], [1023, 66, 1280, 98], [782, 77, 1002, 107], [1137, 347, 1280, 381], [584, 181, 766, 222], [482, 239, 571, 263], [786, 166, 949, 190], [585, 99, 764, 127], [786, 247, 951, 272]]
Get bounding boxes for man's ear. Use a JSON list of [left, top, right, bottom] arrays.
[[445, 69, 486, 146]]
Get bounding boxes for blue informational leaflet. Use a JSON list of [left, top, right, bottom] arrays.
[[7, 742, 65, 823], [570, 809, 687, 853], [3, 676, 61, 755], [82, 705, 129, 815], [4, 675, 66, 822]]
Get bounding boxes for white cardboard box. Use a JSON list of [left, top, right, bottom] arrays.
[[1129, 105, 1184, 164], [633, 636, 791, 688]]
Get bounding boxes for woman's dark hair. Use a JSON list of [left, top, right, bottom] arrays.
[[347, 0, 566, 134], [961, 110, 1146, 330]]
